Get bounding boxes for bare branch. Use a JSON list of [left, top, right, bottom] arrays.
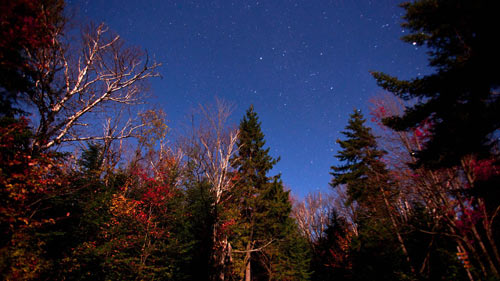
[[26, 23, 160, 151], [182, 100, 239, 205], [232, 240, 276, 254], [292, 190, 335, 243]]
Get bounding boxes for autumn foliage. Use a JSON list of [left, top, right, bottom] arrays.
[[0, 117, 68, 279], [1, 0, 499, 280]]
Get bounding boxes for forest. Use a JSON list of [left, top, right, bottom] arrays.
[[0, 0, 499, 280]]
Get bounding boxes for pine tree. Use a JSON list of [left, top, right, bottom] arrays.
[[330, 110, 415, 280], [371, 0, 500, 168], [231, 106, 310, 280]]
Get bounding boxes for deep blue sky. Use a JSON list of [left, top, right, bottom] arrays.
[[68, 0, 429, 198]]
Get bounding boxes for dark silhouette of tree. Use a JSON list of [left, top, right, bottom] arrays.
[[371, 0, 500, 168], [0, 0, 64, 117], [310, 210, 352, 281], [372, 1, 500, 277]]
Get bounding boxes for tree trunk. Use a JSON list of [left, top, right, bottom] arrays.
[[378, 184, 415, 274], [242, 239, 254, 281], [245, 257, 251, 281]]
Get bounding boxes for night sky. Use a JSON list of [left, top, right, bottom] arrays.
[[68, 0, 430, 198]]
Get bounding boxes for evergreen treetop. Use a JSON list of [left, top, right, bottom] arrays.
[[231, 106, 310, 280], [234, 105, 278, 184], [330, 110, 390, 207]]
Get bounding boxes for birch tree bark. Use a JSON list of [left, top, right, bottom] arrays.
[[24, 22, 159, 151], [180, 100, 239, 281]]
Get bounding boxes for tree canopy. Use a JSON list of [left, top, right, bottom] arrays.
[[371, 0, 500, 168]]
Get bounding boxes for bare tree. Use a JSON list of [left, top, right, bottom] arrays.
[[24, 22, 159, 151], [180, 99, 239, 281], [370, 93, 500, 279], [292, 191, 335, 244], [181, 100, 239, 204], [332, 185, 359, 236]]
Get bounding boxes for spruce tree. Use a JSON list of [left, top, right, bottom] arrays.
[[330, 110, 414, 280], [371, 4, 500, 275], [371, 0, 500, 168], [330, 109, 391, 211], [231, 106, 310, 280]]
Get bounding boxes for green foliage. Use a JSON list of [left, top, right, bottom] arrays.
[[330, 109, 393, 212], [78, 142, 104, 176], [272, 224, 311, 281], [403, 205, 471, 281], [349, 218, 408, 281], [179, 179, 216, 280], [329, 110, 415, 280], [231, 106, 310, 280]]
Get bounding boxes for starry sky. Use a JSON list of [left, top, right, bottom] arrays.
[[67, 0, 430, 198]]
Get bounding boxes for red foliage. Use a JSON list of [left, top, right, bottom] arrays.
[[369, 104, 389, 129], [0, 118, 68, 278], [133, 168, 173, 208], [454, 203, 484, 236], [90, 159, 180, 267], [469, 158, 499, 181], [219, 218, 236, 234], [0, 0, 58, 54], [322, 230, 352, 270], [0, 118, 67, 230], [412, 118, 433, 143]]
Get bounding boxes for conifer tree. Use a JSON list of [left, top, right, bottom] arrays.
[[231, 106, 310, 280], [371, 0, 500, 168], [330, 110, 391, 211], [330, 109, 415, 279], [371, 2, 500, 276]]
